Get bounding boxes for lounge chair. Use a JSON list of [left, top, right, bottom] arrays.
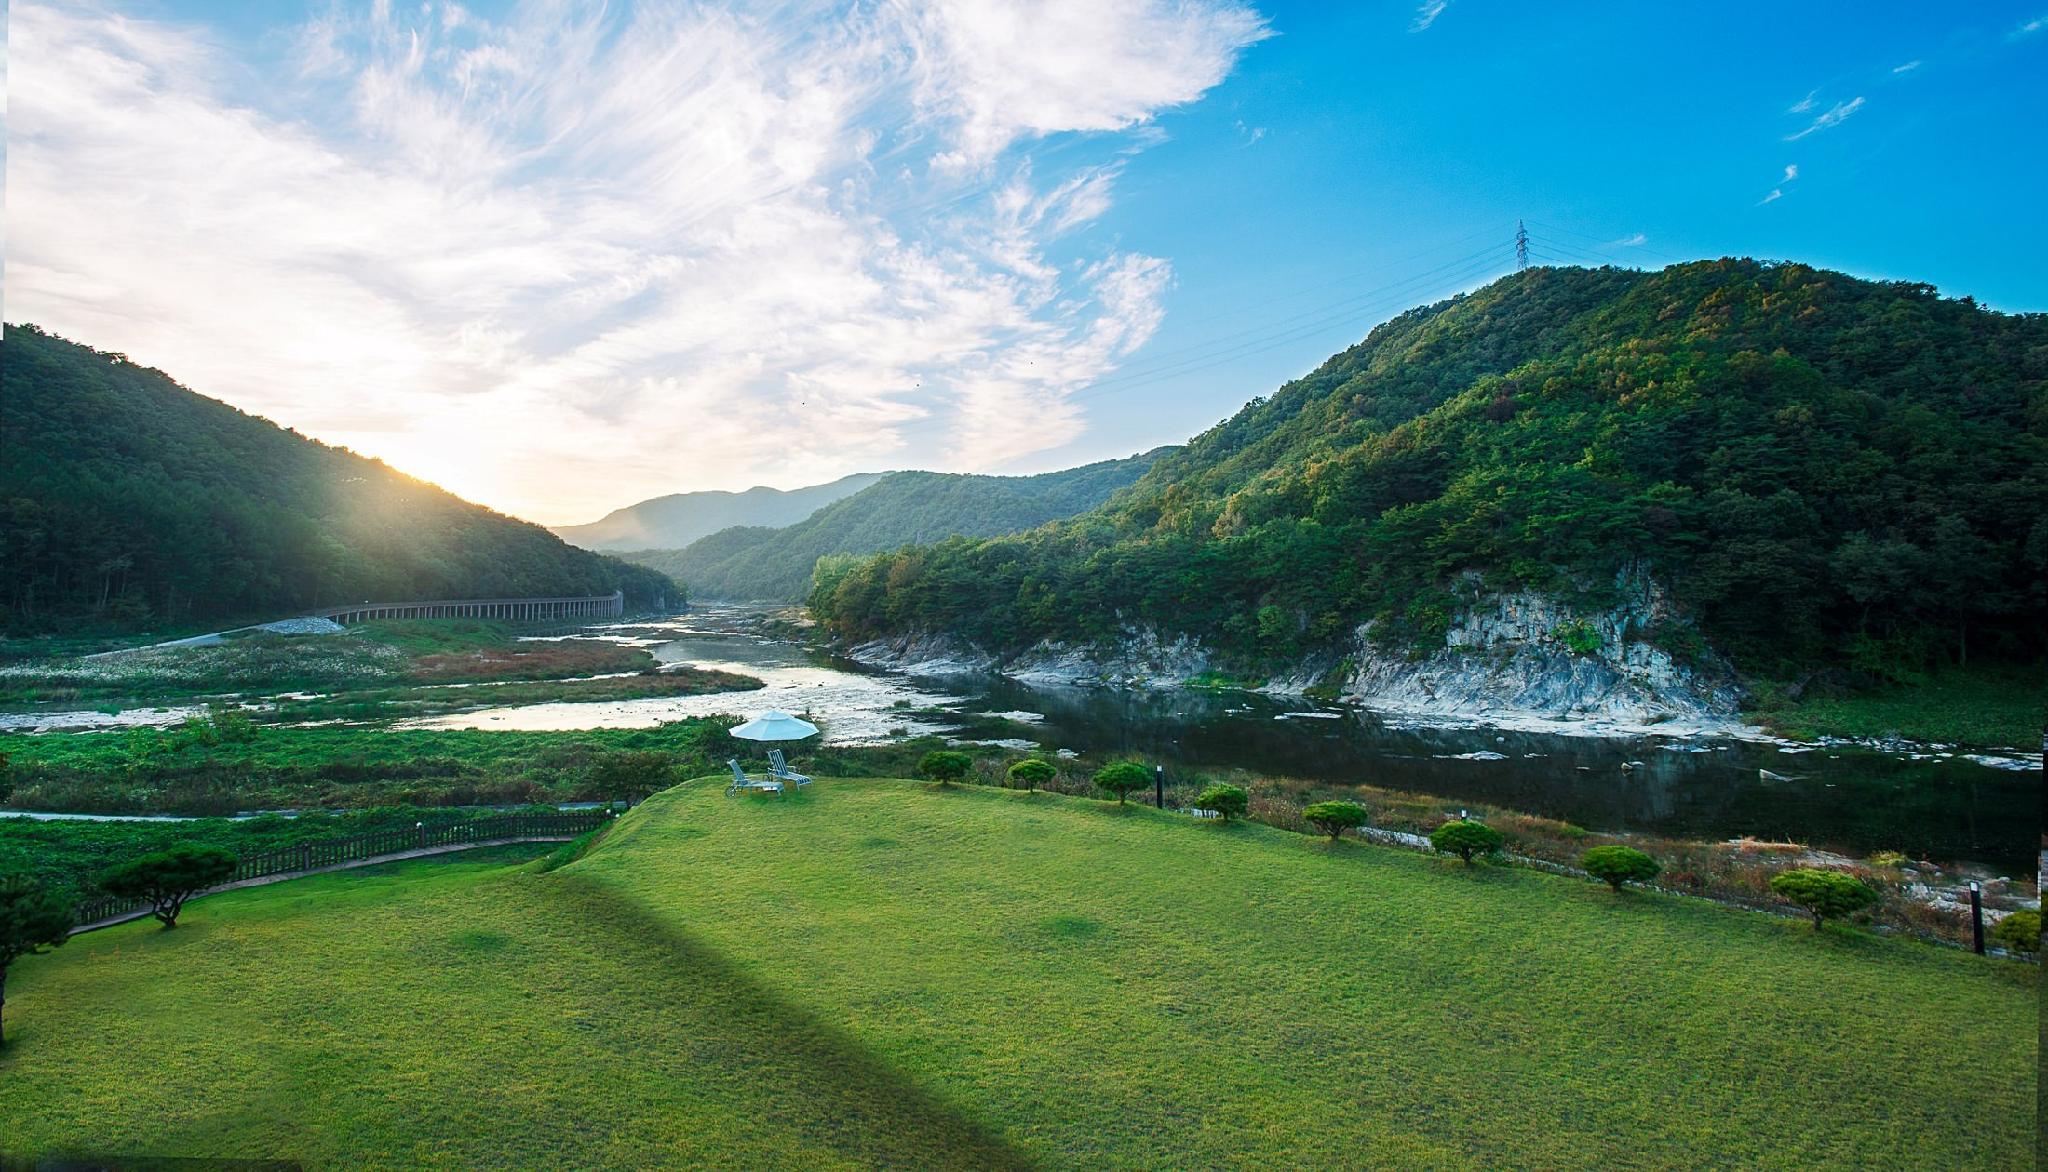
[[767, 749, 812, 786], [727, 758, 784, 797]]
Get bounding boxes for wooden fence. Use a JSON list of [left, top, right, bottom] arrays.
[[71, 810, 616, 928]]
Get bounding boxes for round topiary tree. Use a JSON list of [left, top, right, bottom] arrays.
[[1989, 909, 2039, 954], [1006, 758, 1056, 793], [98, 844, 239, 929], [0, 873, 73, 1048], [1092, 762, 1152, 806], [1302, 800, 1368, 841], [918, 750, 974, 787], [1196, 783, 1249, 822], [1429, 819, 1503, 865], [1580, 845, 1660, 892], [1768, 868, 1879, 930]]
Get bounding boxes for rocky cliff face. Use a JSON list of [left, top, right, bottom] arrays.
[[844, 569, 1745, 733]]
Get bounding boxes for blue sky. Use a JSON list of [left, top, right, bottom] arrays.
[[8, 1, 2045, 523]]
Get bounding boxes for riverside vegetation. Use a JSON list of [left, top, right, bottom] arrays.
[[809, 261, 2048, 746], [1, 779, 2034, 1167], [4, 712, 2033, 949]]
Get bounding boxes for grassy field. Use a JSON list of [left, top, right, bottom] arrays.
[[1743, 667, 2046, 748], [2, 778, 2034, 1168]]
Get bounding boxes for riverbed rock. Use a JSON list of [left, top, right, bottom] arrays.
[[843, 566, 1746, 734]]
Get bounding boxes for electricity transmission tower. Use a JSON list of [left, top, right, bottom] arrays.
[[1515, 220, 1530, 270]]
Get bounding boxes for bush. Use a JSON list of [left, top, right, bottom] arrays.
[[1196, 783, 1249, 822], [1768, 868, 1878, 930], [1429, 820, 1503, 865], [0, 873, 74, 1048], [1006, 759, 1056, 793], [1990, 909, 2039, 954], [1302, 800, 1368, 841], [1581, 845, 1660, 892], [587, 750, 678, 801], [98, 844, 239, 929], [1092, 762, 1152, 806], [918, 750, 974, 787]]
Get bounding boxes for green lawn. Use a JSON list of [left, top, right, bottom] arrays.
[[2, 780, 2035, 1168]]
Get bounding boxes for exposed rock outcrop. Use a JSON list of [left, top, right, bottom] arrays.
[[844, 568, 1745, 734]]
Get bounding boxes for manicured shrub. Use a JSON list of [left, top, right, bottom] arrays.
[[1990, 909, 2039, 954], [1302, 800, 1368, 841], [1768, 868, 1878, 930], [1006, 759, 1056, 793], [1429, 819, 1503, 865], [1092, 762, 1152, 805], [98, 844, 239, 929], [1196, 784, 1249, 822], [0, 873, 73, 1048], [918, 750, 974, 787], [1581, 845, 1660, 892]]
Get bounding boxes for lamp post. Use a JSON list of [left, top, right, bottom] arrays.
[[1968, 881, 1984, 954], [1154, 765, 1165, 810]]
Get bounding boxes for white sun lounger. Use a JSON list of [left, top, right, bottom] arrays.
[[727, 758, 784, 797], [767, 749, 812, 786]]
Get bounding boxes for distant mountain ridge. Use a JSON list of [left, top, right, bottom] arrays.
[[624, 450, 1172, 602], [0, 325, 677, 635], [552, 474, 886, 551]]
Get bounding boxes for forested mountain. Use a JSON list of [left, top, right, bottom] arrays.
[[811, 260, 2048, 682], [1, 325, 676, 635], [552, 473, 885, 551], [625, 450, 1170, 601]]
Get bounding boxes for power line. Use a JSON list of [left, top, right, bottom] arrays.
[[1515, 219, 1530, 271]]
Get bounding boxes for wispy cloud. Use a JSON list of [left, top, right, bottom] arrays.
[[1758, 163, 1799, 206], [1412, 0, 1449, 32], [2011, 13, 2047, 37], [6, 0, 1270, 524], [1891, 59, 1922, 73], [1609, 233, 1648, 247], [1788, 89, 1819, 114], [1234, 118, 1266, 145], [1785, 95, 1864, 140]]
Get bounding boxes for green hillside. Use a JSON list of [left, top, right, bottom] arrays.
[[811, 261, 2048, 685], [2, 779, 2032, 1167], [552, 473, 887, 551], [0, 325, 676, 635], [627, 450, 1170, 601]]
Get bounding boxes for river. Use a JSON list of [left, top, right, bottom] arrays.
[[391, 605, 2040, 874]]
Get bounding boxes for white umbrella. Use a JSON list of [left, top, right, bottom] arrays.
[[730, 710, 820, 742]]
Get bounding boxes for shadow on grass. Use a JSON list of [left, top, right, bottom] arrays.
[[549, 872, 1036, 1170]]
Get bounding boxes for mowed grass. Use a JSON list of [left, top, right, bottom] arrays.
[[3, 782, 2036, 1169]]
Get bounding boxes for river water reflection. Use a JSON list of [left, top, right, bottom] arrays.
[[409, 606, 2036, 871]]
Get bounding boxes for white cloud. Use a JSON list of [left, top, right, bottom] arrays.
[[1788, 89, 1818, 114], [2011, 14, 2047, 37], [1412, 0, 1449, 31], [1785, 95, 1864, 140], [1892, 59, 1921, 73], [6, 0, 1267, 524], [1609, 233, 1648, 247], [897, 0, 1270, 170], [1758, 163, 1799, 205]]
